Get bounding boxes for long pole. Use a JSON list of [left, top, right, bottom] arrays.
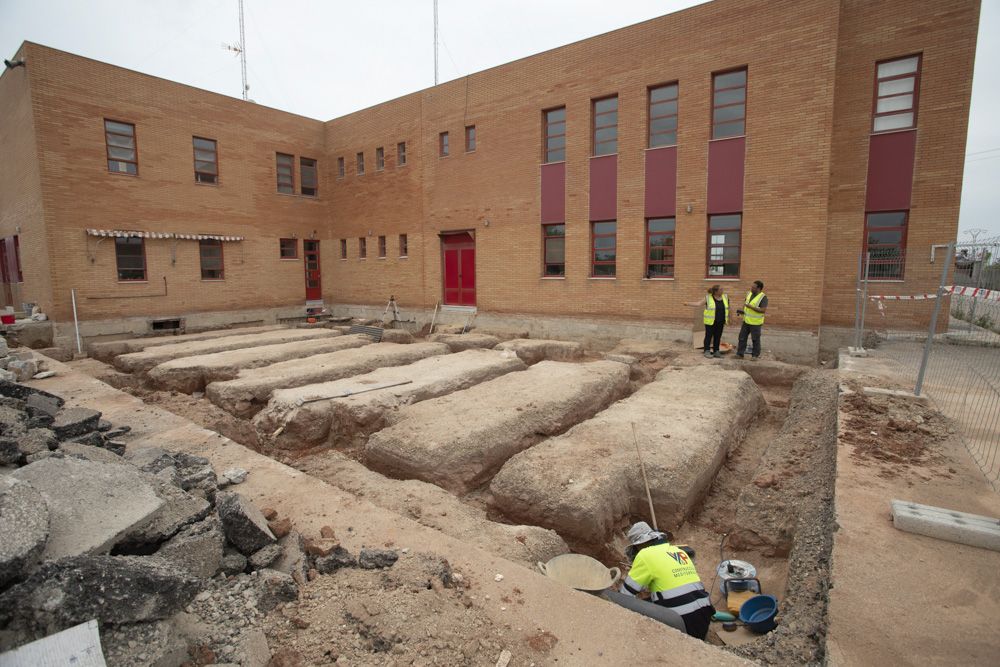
[[853, 251, 863, 349], [70, 288, 82, 355], [433, 0, 439, 85], [238, 0, 248, 100], [915, 242, 954, 396], [631, 422, 658, 531]]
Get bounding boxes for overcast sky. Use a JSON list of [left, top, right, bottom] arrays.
[[2, 0, 997, 239]]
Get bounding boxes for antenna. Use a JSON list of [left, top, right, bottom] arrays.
[[433, 0, 439, 85], [223, 0, 249, 101]]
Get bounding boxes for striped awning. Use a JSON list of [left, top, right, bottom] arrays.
[[86, 229, 244, 242]]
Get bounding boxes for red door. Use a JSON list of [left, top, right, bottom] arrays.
[[304, 240, 322, 301], [441, 232, 476, 306]]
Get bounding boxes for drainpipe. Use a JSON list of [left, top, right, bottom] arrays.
[[71, 288, 82, 355]]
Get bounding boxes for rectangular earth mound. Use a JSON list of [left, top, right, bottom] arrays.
[[363, 360, 630, 494], [493, 339, 584, 364], [253, 350, 527, 450], [489, 365, 765, 544], [114, 329, 341, 375], [427, 333, 501, 352], [205, 342, 450, 418], [88, 325, 287, 362], [147, 334, 372, 394]]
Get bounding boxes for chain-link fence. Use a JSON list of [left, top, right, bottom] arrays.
[[853, 241, 1000, 491]]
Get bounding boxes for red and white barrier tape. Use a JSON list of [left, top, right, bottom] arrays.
[[868, 286, 1000, 302]]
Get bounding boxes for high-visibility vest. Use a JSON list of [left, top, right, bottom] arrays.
[[702, 294, 729, 325], [622, 543, 711, 616], [744, 291, 766, 326]]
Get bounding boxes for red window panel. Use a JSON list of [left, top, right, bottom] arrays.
[[646, 218, 675, 278], [542, 224, 565, 277], [863, 211, 908, 280], [465, 125, 476, 152], [707, 214, 741, 277], [279, 238, 298, 259], [712, 69, 747, 140], [193, 137, 218, 184], [13, 236, 22, 282], [399, 234, 408, 257], [276, 153, 294, 193], [105, 119, 137, 175], [356, 152, 365, 175], [378, 235, 386, 258], [397, 142, 407, 166], [114, 237, 146, 281], [340, 238, 347, 259], [199, 239, 224, 280], [543, 107, 566, 163], [648, 84, 678, 148], [592, 96, 618, 156], [439, 132, 450, 157], [359, 237, 367, 259], [300, 157, 318, 196], [872, 55, 921, 133], [337, 157, 345, 178], [376, 147, 385, 171], [591, 220, 617, 277]]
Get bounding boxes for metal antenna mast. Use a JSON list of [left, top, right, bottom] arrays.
[[223, 0, 249, 100], [433, 0, 439, 85]]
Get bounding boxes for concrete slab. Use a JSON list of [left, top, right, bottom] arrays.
[[493, 338, 584, 364], [88, 325, 287, 362], [890, 500, 1000, 552], [490, 366, 765, 544], [147, 334, 372, 393], [254, 349, 527, 450], [206, 342, 450, 418], [364, 360, 630, 494], [0, 477, 49, 588], [427, 332, 500, 352], [718, 358, 806, 387], [114, 328, 341, 375]]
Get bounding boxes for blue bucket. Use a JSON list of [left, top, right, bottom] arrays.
[[739, 594, 778, 634]]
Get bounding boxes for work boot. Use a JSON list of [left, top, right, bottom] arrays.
[[750, 356, 760, 362], [735, 354, 745, 359], [703, 350, 713, 358], [713, 351, 723, 358]]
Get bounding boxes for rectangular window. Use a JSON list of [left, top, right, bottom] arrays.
[[399, 234, 408, 257], [376, 147, 385, 171], [340, 238, 347, 259], [105, 119, 137, 175], [648, 84, 678, 148], [864, 211, 908, 279], [707, 214, 741, 277], [378, 235, 386, 258], [300, 157, 317, 196], [591, 221, 617, 277], [115, 237, 146, 281], [199, 238, 224, 280], [359, 237, 367, 259], [873, 55, 920, 133], [193, 137, 218, 184], [279, 238, 298, 259], [592, 96, 618, 156], [542, 224, 566, 277], [356, 152, 365, 175], [397, 142, 407, 166], [337, 156, 345, 178], [712, 69, 747, 139], [544, 107, 566, 163], [276, 153, 294, 193], [465, 125, 476, 152], [646, 218, 676, 278], [439, 132, 450, 157]]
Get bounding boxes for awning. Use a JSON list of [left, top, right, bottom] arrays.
[[86, 229, 244, 242]]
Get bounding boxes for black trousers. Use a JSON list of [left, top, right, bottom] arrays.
[[682, 604, 716, 640], [737, 322, 762, 357], [703, 322, 724, 353]]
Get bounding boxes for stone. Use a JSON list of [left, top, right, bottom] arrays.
[[25, 450, 62, 463], [100, 619, 189, 667], [71, 431, 106, 448], [217, 492, 276, 555], [0, 437, 19, 464], [103, 440, 127, 456], [261, 507, 278, 521], [314, 546, 357, 574], [222, 466, 248, 485], [254, 569, 298, 612], [155, 515, 226, 579], [36, 347, 74, 363], [302, 536, 339, 558], [320, 525, 335, 539], [0, 555, 201, 633], [221, 548, 248, 576], [97, 419, 113, 432], [248, 543, 284, 571], [427, 332, 501, 352], [51, 407, 102, 439], [119, 475, 212, 550], [12, 457, 165, 559], [493, 339, 585, 365], [126, 446, 176, 474], [0, 369, 15, 383], [8, 358, 39, 382], [268, 517, 292, 539], [127, 448, 218, 498], [25, 392, 62, 417], [0, 380, 64, 405], [105, 426, 132, 439], [358, 548, 399, 570], [228, 627, 271, 667], [379, 328, 414, 344], [17, 428, 57, 457], [31, 371, 56, 380], [0, 477, 50, 588], [272, 532, 309, 582], [0, 404, 28, 437]]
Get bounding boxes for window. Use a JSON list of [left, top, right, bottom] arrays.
[[378, 235, 386, 258], [648, 84, 678, 148], [397, 142, 407, 166], [340, 238, 347, 259], [337, 157, 345, 178], [356, 152, 365, 175], [592, 96, 618, 156], [544, 107, 566, 163], [712, 69, 747, 139], [115, 237, 145, 281], [399, 234, 408, 257], [543, 224, 566, 277], [279, 238, 298, 259], [300, 158, 317, 196], [465, 125, 476, 152], [193, 137, 218, 184], [276, 153, 294, 193], [646, 218, 676, 277], [439, 132, 450, 157], [591, 221, 617, 277], [199, 239, 224, 280], [864, 211, 908, 279], [359, 237, 367, 259], [707, 214, 741, 277], [873, 55, 920, 133], [105, 120, 137, 175], [376, 147, 385, 171]]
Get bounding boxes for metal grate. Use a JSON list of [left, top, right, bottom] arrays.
[[348, 324, 383, 342]]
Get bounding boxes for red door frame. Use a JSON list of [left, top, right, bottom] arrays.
[[440, 231, 476, 306], [303, 240, 322, 300]]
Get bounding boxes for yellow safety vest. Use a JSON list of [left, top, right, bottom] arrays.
[[744, 291, 766, 326], [624, 543, 705, 605], [703, 294, 729, 325]]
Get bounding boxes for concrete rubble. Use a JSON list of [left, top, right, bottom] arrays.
[[493, 338, 585, 364], [0, 477, 49, 588]]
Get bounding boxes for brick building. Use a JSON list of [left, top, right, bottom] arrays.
[[0, 0, 981, 361]]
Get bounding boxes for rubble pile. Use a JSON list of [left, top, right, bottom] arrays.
[[0, 340, 55, 382], [0, 379, 400, 666]]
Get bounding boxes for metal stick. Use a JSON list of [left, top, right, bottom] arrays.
[[631, 422, 658, 531], [916, 242, 954, 396]]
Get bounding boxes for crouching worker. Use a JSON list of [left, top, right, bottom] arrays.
[[620, 522, 715, 640]]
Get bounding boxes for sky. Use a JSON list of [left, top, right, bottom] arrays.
[[1, 0, 997, 240]]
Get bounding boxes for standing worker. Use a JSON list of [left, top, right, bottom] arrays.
[[736, 280, 768, 360], [620, 522, 715, 640], [686, 285, 728, 359]]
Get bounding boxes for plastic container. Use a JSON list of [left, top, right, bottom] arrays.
[[716, 559, 757, 594], [739, 594, 778, 634], [1, 314, 15, 325], [538, 554, 620, 594]]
